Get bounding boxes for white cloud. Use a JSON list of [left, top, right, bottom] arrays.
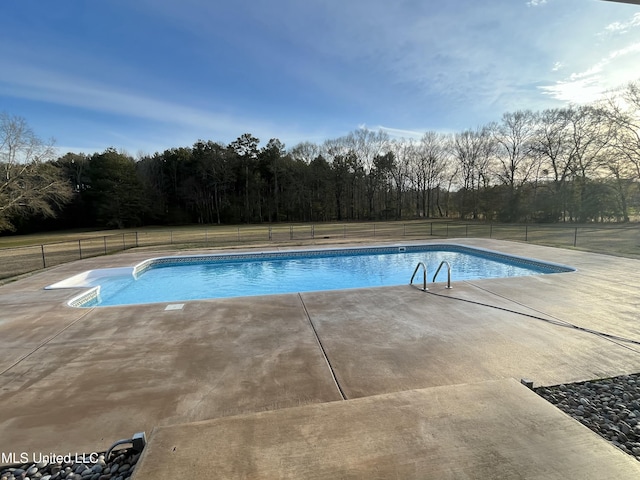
[[0, 65, 233, 131], [552, 62, 564, 72], [527, 0, 548, 7], [0, 60, 315, 146], [0, 62, 331, 154], [539, 77, 604, 104], [540, 42, 640, 103], [602, 13, 640, 35], [376, 125, 425, 140]]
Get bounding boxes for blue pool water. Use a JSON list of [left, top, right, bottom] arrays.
[[66, 245, 573, 307]]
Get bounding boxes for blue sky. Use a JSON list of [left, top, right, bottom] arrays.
[[1, 0, 639, 155]]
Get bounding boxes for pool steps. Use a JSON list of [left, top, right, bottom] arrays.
[[410, 262, 428, 291], [411, 260, 453, 290], [432, 260, 453, 289]]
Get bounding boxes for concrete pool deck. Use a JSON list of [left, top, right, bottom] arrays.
[[2, 238, 640, 477]]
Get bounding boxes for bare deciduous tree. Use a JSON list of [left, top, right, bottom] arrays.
[[0, 113, 72, 231], [411, 131, 448, 218], [452, 127, 494, 219], [602, 81, 640, 180], [491, 111, 539, 221], [289, 141, 321, 164]]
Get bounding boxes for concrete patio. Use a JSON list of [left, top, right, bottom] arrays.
[[2, 239, 640, 478]]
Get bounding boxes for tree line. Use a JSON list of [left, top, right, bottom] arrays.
[[1, 81, 640, 233]]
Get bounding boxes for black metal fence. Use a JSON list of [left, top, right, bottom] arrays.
[[2, 222, 638, 279]]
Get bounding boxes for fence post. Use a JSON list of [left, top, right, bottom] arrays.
[[41, 245, 46, 268], [466, 224, 468, 237], [574, 227, 578, 247], [430, 222, 433, 236], [373, 224, 376, 237], [490, 224, 493, 238], [311, 225, 315, 239], [78, 239, 83, 259], [290, 225, 293, 240], [135, 232, 139, 247], [525, 225, 528, 242], [268, 226, 272, 241], [170, 231, 173, 244], [122, 233, 126, 250], [237, 227, 240, 242]]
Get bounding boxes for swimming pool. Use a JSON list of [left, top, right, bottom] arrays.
[[48, 244, 574, 307]]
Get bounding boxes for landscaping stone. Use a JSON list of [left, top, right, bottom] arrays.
[[536, 372, 640, 462], [0, 446, 143, 480]]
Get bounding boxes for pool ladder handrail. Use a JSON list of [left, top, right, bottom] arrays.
[[432, 260, 452, 289], [410, 262, 428, 291]]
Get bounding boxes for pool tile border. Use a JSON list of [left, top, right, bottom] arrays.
[[133, 244, 574, 277], [68, 286, 100, 308]]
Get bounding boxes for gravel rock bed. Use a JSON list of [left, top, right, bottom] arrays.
[[0, 446, 142, 480], [535, 373, 640, 461]]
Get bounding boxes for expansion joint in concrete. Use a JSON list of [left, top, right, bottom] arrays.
[[0, 308, 94, 376], [298, 293, 347, 400]]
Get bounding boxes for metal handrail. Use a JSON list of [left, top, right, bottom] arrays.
[[432, 260, 452, 289], [410, 262, 428, 291]]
